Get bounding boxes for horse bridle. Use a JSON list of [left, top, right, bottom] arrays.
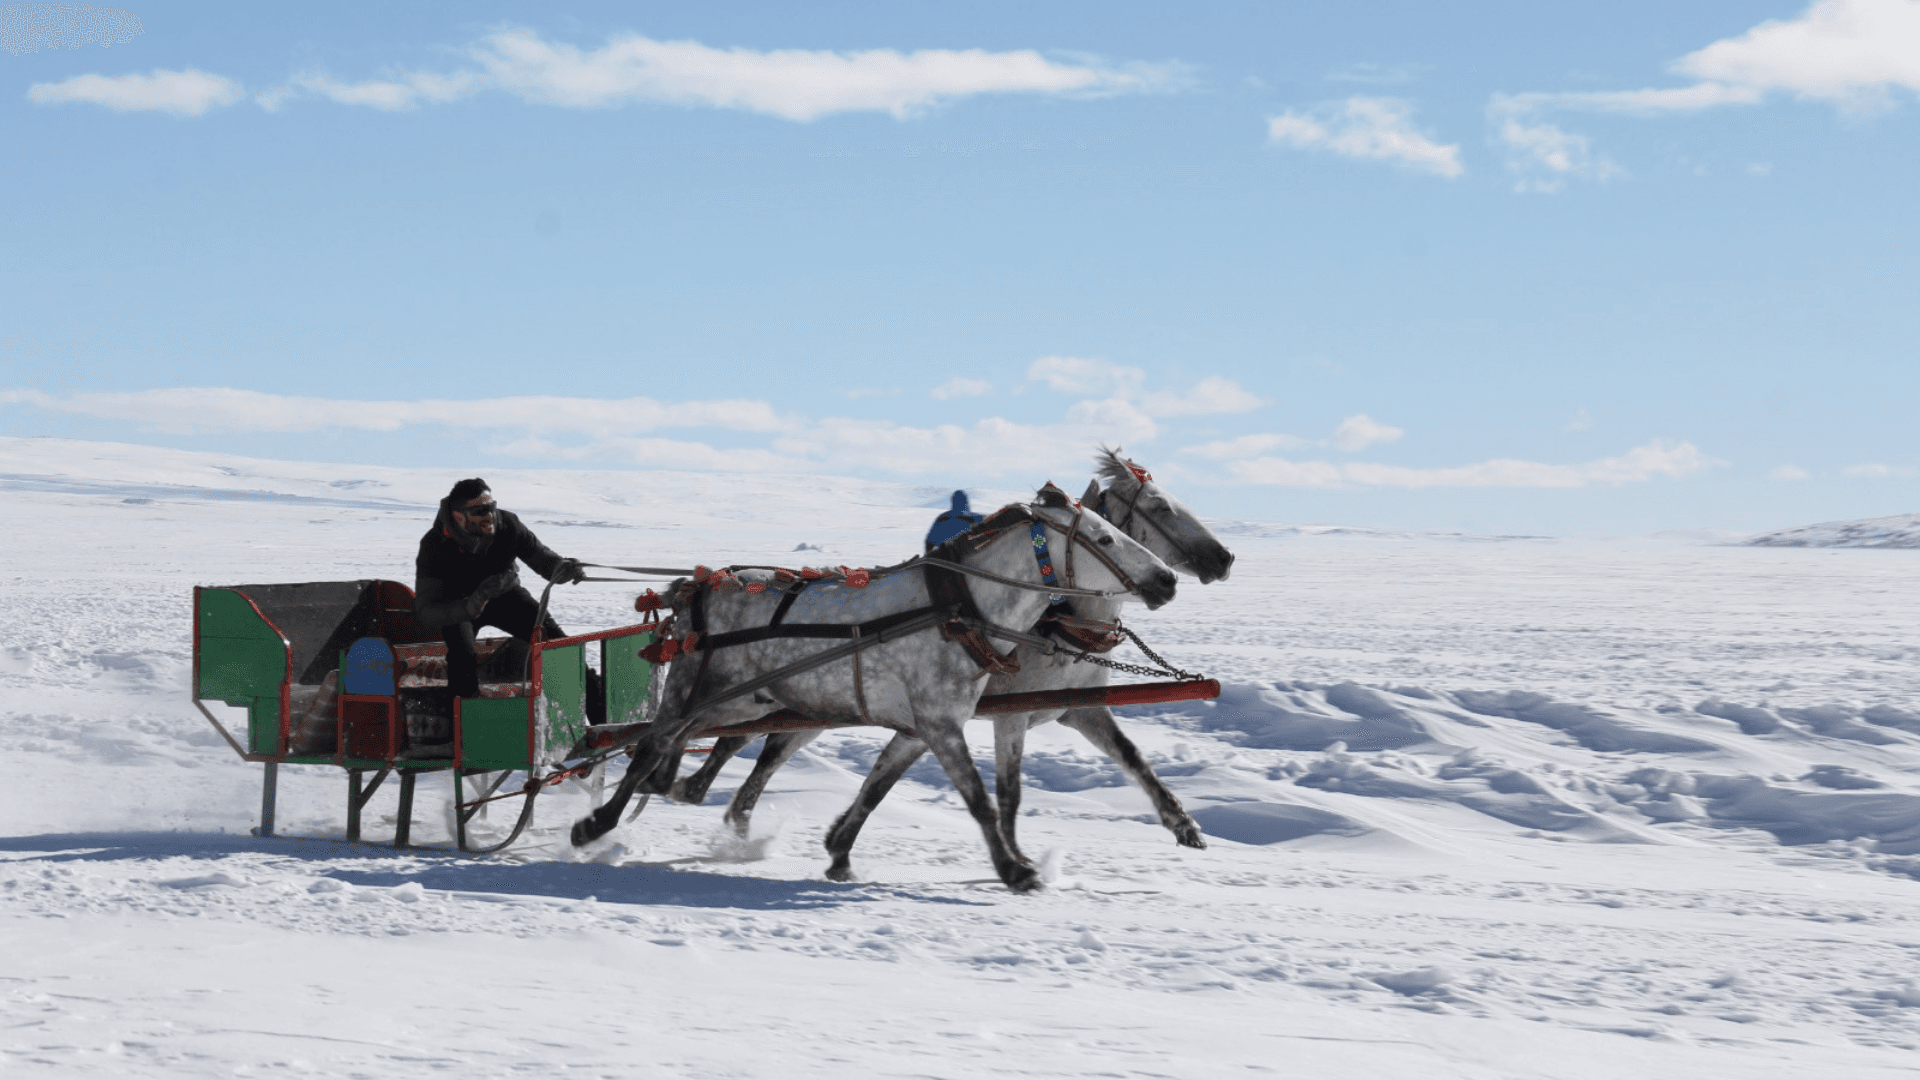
[[1031, 501, 1141, 598], [1095, 470, 1196, 571]]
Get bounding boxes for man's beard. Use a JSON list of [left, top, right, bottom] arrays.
[[440, 504, 496, 554]]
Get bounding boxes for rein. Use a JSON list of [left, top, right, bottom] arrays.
[[913, 556, 1122, 599]]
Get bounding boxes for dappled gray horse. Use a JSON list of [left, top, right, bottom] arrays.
[[572, 483, 1177, 891], [679, 449, 1234, 882]]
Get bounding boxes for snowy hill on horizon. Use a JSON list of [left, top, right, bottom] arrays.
[[8, 434, 1920, 1077], [1744, 511, 1920, 549]]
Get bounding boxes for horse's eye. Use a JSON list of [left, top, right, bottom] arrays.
[[1098, 535, 1115, 546]]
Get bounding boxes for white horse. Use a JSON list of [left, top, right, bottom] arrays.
[[572, 483, 1178, 892], [682, 449, 1234, 882]]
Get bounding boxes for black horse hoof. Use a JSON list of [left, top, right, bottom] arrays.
[[1175, 824, 1207, 850], [570, 814, 610, 847], [1004, 864, 1043, 893]]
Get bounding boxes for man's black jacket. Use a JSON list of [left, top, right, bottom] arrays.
[[414, 507, 564, 629]]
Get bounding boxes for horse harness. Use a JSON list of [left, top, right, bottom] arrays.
[[651, 498, 1134, 723]]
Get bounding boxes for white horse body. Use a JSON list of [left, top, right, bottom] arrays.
[[702, 450, 1235, 883], [574, 485, 1177, 891]]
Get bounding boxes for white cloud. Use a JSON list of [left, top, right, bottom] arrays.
[[1, 386, 1159, 479], [1844, 462, 1916, 477], [1772, 464, 1811, 480], [0, 388, 792, 436], [1496, 0, 1920, 125], [1182, 433, 1305, 459], [1326, 62, 1427, 87], [27, 68, 243, 115], [1490, 108, 1625, 192], [259, 29, 1170, 120], [1140, 376, 1262, 416], [1026, 359, 1259, 419], [1229, 440, 1711, 489], [1268, 97, 1463, 178], [776, 405, 1158, 476], [260, 71, 481, 112], [1063, 397, 1159, 438], [1026, 356, 1145, 398], [930, 377, 994, 400], [1678, 0, 1920, 111], [1497, 84, 1765, 117], [1333, 413, 1404, 452]]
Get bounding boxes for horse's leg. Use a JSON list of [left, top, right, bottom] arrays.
[[916, 717, 1041, 892], [670, 736, 751, 805], [723, 730, 820, 837], [993, 715, 1030, 864], [572, 672, 700, 846], [823, 732, 927, 882], [1059, 705, 1205, 849]]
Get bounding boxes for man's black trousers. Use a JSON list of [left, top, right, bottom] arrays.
[[441, 587, 602, 723]]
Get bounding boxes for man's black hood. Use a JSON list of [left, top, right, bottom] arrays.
[[437, 496, 495, 556]]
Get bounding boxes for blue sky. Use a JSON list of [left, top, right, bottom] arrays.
[[4, 1, 1918, 534]]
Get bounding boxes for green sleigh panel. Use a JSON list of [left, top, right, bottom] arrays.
[[195, 588, 291, 756]]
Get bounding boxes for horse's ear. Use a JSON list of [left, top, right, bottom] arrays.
[[1081, 479, 1102, 507], [1035, 482, 1072, 509]]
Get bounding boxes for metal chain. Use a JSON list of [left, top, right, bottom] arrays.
[[1067, 623, 1205, 682]]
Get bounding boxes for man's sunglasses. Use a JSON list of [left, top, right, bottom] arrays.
[[457, 503, 498, 518]]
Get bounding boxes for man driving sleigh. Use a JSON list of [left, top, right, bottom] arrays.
[[410, 478, 601, 751]]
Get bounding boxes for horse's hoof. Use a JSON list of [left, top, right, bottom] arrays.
[[1174, 824, 1207, 850], [570, 815, 608, 847], [1005, 865, 1043, 893], [825, 860, 854, 882]]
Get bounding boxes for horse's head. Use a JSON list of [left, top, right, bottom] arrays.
[[1086, 448, 1236, 584], [1029, 483, 1178, 610]]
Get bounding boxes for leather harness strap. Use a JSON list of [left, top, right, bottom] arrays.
[[924, 557, 1021, 675], [1037, 603, 1124, 654], [695, 601, 943, 651], [851, 626, 875, 725]]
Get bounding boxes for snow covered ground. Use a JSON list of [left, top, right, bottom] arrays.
[[5, 436, 1920, 1078]]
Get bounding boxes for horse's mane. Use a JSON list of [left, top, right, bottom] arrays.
[[1094, 445, 1149, 492]]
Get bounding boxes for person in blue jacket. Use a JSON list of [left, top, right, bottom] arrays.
[[925, 490, 984, 552]]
